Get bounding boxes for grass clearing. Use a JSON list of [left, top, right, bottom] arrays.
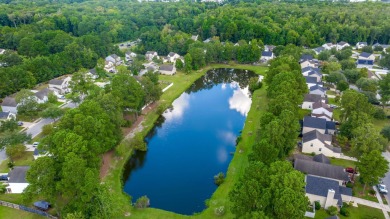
[[103, 64, 268, 218], [0, 205, 44, 219], [313, 204, 385, 219]]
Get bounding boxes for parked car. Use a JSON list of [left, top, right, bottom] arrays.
[[17, 121, 23, 126], [0, 175, 8, 181], [377, 184, 388, 194], [345, 167, 358, 174], [32, 142, 39, 147]]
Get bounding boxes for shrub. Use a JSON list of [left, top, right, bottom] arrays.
[[249, 77, 262, 92], [373, 108, 387, 120], [369, 189, 376, 195], [235, 135, 242, 145], [7, 161, 14, 169], [346, 182, 354, 188], [131, 134, 147, 151], [327, 206, 338, 216], [214, 206, 225, 217], [314, 201, 321, 210], [135, 196, 150, 209], [340, 206, 350, 217], [6, 144, 26, 160], [214, 172, 225, 186]]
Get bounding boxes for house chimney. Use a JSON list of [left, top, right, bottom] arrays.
[[324, 189, 336, 209]]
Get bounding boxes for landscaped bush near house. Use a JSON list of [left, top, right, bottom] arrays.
[[346, 182, 354, 188], [327, 206, 338, 216], [214, 172, 225, 186], [135, 196, 150, 209], [369, 189, 376, 196], [315, 201, 321, 210], [340, 206, 350, 217], [373, 108, 387, 120], [214, 206, 225, 217]]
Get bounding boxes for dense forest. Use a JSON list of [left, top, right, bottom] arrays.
[[1, 1, 390, 97]]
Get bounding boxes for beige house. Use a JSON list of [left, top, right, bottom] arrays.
[[305, 175, 352, 209], [145, 51, 158, 61], [302, 116, 336, 135], [312, 102, 333, 118], [302, 94, 326, 110], [301, 60, 317, 69], [302, 130, 341, 158], [48, 76, 71, 95]]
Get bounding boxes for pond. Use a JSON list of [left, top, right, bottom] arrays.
[[123, 68, 257, 215]]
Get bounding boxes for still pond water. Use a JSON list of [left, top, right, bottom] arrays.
[[123, 68, 257, 215]]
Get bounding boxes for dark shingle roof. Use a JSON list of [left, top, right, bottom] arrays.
[[313, 47, 325, 53], [326, 121, 336, 131], [146, 51, 157, 55], [168, 52, 176, 57], [110, 54, 119, 59], [313, 154, 330, 164], [306, 175, 350, 206], [159, 64, 174, 71], [303, 116, 327, 130], [89, 69, 97, 75], [313, 102, 333, 112], [302, 130, 332, 144], [360, 52, 373, 58], [302, 66, 321, 73], [295, 159, 349, 181], [0, 111, 10, 119], [310, 84, 326, 92], [308, 71, 322, 77], [311, 113, 332, 120], [8, 166, 30, 183], [1, 97, 17, 107], [338, 41, 348, 46], [304, 94, 322, 103], [305, 76, 318, 84], [49, 79, 64, 86], [300, 54, 313, 62], [324, 143, 342, 153], [339, 186, 353, 196], [261, 51, 273, 57], [34, 88, 52, 100]]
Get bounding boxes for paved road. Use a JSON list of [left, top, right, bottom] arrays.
[[382, 152, 390, 204]]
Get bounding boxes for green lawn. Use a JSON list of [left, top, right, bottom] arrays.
[[299, 109, 311, 119], [312, 205, 385, 219], [326, 90, 337, 96], [329, 157, 357, 168], [103, 63, 268, 218], [353, 177, 379, 203], [0, 152, 35, 173], [0, 206, 44, 219]]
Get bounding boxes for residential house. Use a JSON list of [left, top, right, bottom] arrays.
[[203, 38, 212, 43], [311, 113, 332, 121], [293, 153, 331, 164], [294, 158, 350, 183], [301, 60, 318, 69], [357, 52, 375, 65], [312, 102, 333, 118], [302, 116, 336, 135], [305, 76, 322, 88], [322, 43, 336, 50], [264, 45, 276, 52], [191, 35, 199, 41], [302, 130, 341, 158], [356, 42, 368, 49], [0, 111, 16, 121], [1, 97, 18, 114], [260, 51, 274, 62], [167, 52, 181, 63], [6, 166, 30, 193], [309, 85, 327, 97], [33, 88, 53, 104], [303, 71, 322, 82], [305, 175, 352, 209], [313, 47, 325, 55], [145, 51, 158, 61], [373, 43, 390, 52], [302, 94, 326, 110], [300, 55, 314, 63], [48, 76, 71, 95], [86, 69, 99, 79], [125, 51, 137, 62], [0, 48, 5, 55], [104, 61, 116, 73], [140, 62, 159, 76], [336, 41, 350, 50], [302, 66, 321, 75], [105, 54, 122, 65], [159, 64, 176, 75]]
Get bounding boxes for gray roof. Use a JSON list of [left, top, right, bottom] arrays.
[[302, 66, 321, 73], [1, 97, 17, 107], [326, 121, 336, 131], [303, 130, 332, 144], [294, 154, 314, 161], [310, 84, 326, 92], [261, 51, 273, 57], [308, 70, 322, 77], [296, 159, 349, 181], [300, 54, 314, 62], [34, 88, 52, 100], [305, 76, 318, 84], [109, 54, 119, 59], [304, 94, 323, 103], [0, 111, 10, 119], [311, 113, 332, 120], [168, 52, 176, 57], [313, 154, 331, 164], [8, 166, 30, 183], [89, 69, 97, 75], [360, 52, 373, 58], [146, 51, 157, 55], [303, 116, 327, 130], [306, 175, 351, 206], [338, 41, 348, 46], [49, 79, 64, 86], [159, 64, 174, 71], [313, 47, 325, 53], [313, 102, 333, 112], [357, 42, 367, 46]]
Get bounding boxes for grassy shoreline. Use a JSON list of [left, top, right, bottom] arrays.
[[103, 63, 268, 218]]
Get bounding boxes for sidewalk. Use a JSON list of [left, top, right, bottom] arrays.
[[373, 186, 390, 219]]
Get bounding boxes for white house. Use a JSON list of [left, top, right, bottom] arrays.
[[105, 54, 122, 65], [302, 94, 326, 110], [48, 76, 71, 95], [264, 45, 276, 52], [260, 51, 274, 62], [336, 41, 350, 50], [167, 52, 181, 63], [145, 51, 158, 61], [104, 61, 116, 73], [1, 97, 18, 114], [33, 88, 53, 104], [302, 130, 341, 158], [356, 42, 368, 49], [311, 113, 332, 121], [0, 49, 5, 55], [305, 175, 352, 209], [86, 69, 99, 80], [125, 51, 137, 61], [357, 52, 375, 65], [305, 76, 322, 88], [302, 116, 336, 135], [322, 43, 336, 50], [312, 102, 333, 118], [0, 111, 16, 121], [303, 71, 322, 82], [159, 64, 176, 75], [310, 85, 327, 98], [6, 166, 30, 194]]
